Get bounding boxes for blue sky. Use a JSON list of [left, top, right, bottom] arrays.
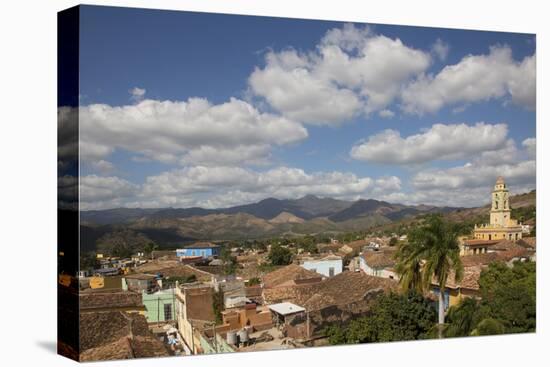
[[74, 5, 536, 210]]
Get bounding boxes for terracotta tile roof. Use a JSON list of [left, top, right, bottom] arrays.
[[80, 335, 133, 361], [79, 289, 144, 311], [496, 247, 530, 262], [463, 239, 501, 247], [362, 248, 397, 268], [264, 271, 396, 311], [300, 272, 397, 311], [80, 332, 170, 361], [435, 266, 483, 291], [339, 240, 368, 253], [79, 311, 147, 351], [460, 253, 499, 267], [79, 311, 169, 361], [518, 237, 536, 250], [263, 285, 303, 305], [262, 264, 322, 288], [437, 247, 531, 292], [491, 240, 521, 251]]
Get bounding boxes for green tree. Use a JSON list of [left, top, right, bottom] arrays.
[[445, 261, 536, 336], [395, 214, 463, 338], [325, 292, 436, 344], [471, 318, 505, 336], [212, 289, 224, 325], [444, 298, 480, 337], [97, 229, 154, 258], [478, 261, 536, 333], [219, 247, 238, 275], [143, 242, 158, 256], [389, 237, 398, 247], [268, 244, 293, 266]]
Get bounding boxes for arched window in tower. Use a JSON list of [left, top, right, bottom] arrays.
[[495, 200, 498, 209], [504, 200, 507, 209]]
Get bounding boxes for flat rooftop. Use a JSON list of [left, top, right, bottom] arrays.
[[268, 302, 305, 316]]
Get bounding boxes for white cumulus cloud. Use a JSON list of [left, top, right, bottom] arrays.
[[79, 97, 308, 167], [248, 23, 431, 125], [401, 46, 536, 114], [522, 137, 536, 159], [350, 122, 509, 164]]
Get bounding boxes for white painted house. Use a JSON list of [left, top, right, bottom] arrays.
[[359, 249, 398, 280], [301, 255, 343, 277]]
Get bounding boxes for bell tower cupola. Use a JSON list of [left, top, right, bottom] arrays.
[[490, 176, 511, 227]]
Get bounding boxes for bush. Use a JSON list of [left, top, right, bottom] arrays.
[[268, 245, 293, 266]]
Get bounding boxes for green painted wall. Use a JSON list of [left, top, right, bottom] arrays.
[[199, 333, 235, 354], [142, 289, 176, 323]]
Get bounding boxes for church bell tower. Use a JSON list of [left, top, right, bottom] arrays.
[[490, 176, 511, 227]]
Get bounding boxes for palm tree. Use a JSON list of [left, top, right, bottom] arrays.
[[395, 214, 463, 338], [394, 246, 424, 294]]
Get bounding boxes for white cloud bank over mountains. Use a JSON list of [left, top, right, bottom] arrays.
[[79, 166, 402, 210], [380, 137, 536, 207]]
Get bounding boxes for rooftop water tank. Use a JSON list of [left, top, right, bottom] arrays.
[[237, 328, 249, 344], [226, 330, 237, 345]]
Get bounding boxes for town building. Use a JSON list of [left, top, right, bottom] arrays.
[[338, 239, 368, 256], [176, 242, 221, 259], [174, 282, 217, 354], [221, 303, 272, 332], [142, 288, 176, 323], [122, 273, 159, 294], [460, 239, 501, 256], [264, 271, 396, 339], [300, 255, 343, 277], [262, 264, 323, 304], [359, 248, 398, 279], [431, 240, 534, 310], [268, 302, 307, 339], [473, 176, 523, 242]]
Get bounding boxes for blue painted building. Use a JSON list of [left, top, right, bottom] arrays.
[[176, 242, 221, 258]]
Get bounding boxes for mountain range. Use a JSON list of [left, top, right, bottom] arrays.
[[79, 195, 461, 251]]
